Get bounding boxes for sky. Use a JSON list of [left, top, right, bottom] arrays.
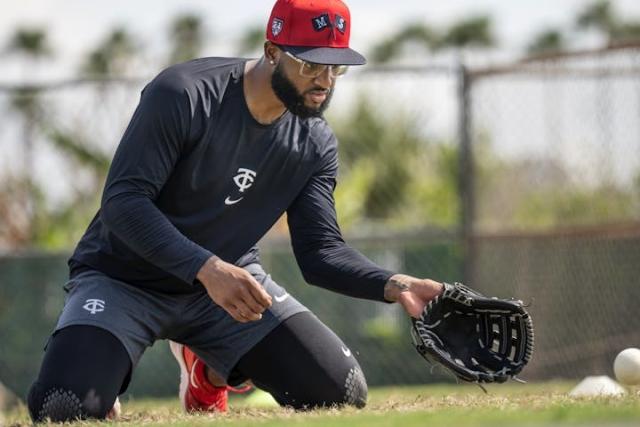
[[2, 0, 640, 81]]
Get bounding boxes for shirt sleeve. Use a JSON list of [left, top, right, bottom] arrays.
[[286, 138, 395, 302], [100, 74, 213, 286]]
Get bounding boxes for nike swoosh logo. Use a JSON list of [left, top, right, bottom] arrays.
[[190, 359, 200, 388], [224, 196, 243, 205], [274, 293, 289, 303], [341, 346, 351, 357]]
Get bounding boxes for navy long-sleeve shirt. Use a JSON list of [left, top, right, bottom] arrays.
[[69, 57, 394, 301]]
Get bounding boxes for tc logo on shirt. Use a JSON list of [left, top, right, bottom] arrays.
[[225, 168, 257, 205]]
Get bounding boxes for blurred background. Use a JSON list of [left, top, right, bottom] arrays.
[[1, 0, 639, 404]]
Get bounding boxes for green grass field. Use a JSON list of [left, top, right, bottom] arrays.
[[4, 381, 640, 427]]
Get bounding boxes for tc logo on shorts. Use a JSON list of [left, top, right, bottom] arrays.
[[225, 168, 257, 205], [83, 299, 105, 314]]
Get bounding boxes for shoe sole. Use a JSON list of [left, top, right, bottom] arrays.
[[169, 340, 189, 411], [106, 396, 121, 419]]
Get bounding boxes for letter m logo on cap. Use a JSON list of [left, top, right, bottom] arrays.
[[312, 13, 331, 31]]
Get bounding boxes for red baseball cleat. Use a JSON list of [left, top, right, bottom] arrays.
[[169, 341, 230, 412]]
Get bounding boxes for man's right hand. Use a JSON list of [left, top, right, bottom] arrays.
[[197, 256, 272, 323]]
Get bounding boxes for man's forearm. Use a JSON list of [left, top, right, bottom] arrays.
[[101, 192, 213, 285], [384, 274, 444, 317], [383, 274, 412, 302], [294, 244, 395, 302]]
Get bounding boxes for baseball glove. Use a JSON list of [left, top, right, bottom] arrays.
[[411, 282, 534, 384]]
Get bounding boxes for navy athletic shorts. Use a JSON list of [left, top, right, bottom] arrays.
[[53, 263, 308, 381]]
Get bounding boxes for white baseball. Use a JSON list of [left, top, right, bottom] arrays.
[[613, 348, 640, 386]]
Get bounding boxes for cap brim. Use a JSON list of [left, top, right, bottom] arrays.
[[280, 45, 366, 66]]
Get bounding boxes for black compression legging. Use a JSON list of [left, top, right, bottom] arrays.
[[27, 326, 131, 422], [27, 312, 367, 422], [231, 311, 367, 409]]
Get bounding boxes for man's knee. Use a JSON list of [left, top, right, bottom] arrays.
[[343, 366, 368, 408], [26, 326, 130, 423], [27, 381, 108, 422], [292, 365, 368, 410], [323, 365, 367, 409]]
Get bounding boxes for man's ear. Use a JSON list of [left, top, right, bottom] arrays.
[[264, 41, 279, 65]]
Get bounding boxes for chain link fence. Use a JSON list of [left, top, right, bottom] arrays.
[[1, 44, 639, 400], [470, 45, 640, 232], [468, 44, 640, 380]]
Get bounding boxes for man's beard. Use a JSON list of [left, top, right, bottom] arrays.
[[271, 63, 333, 119]]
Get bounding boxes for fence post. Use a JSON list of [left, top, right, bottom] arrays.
[[457, 63, 475, 284]]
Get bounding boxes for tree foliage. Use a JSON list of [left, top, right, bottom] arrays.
[[575, 0, 640, 45], [576, 0, 617, 35], [1, 26, 126, 250], [370, 23, 435, 63], [330, 97, 458, 230], [527, 29, 566, 56], [523, 0, 640, 59], [474, 151, 637, 231], [369, 16, 494, 64], [6, 27, 51, 58], [237, 25, 266, 56], [81, 27, 138, 77], [168, 14, 204, 65], [436, 16, 494, 50], [4, 27, 52, 247]]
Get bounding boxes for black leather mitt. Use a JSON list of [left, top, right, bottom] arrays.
[[411, 282, 534, 384]]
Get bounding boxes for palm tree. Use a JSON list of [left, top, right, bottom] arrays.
[[576, 1, 617, 38], [237, 25, 265, 56], [436, 16, 494, 51], [527, 29, 566, 56], [6, 26, 51, 152], [370, 22, 435, 64], [81, 27, 138, 77], [575, 0, 640, 44], [4, 27, 52, 245], [7, 26, 137, 249], [7, 28, 51, 60], [168, 14, 204, 65], [369, 16, 494, 64]]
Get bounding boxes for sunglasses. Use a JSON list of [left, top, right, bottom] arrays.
[[283, 51, 349, 79]]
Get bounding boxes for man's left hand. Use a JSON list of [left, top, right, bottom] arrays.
[[384, 274, 443, 318]]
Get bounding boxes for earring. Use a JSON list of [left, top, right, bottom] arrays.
[[269, 60, 275, 65]]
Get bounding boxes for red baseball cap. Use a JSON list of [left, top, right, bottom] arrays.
[[266, 0, 366, 66]]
